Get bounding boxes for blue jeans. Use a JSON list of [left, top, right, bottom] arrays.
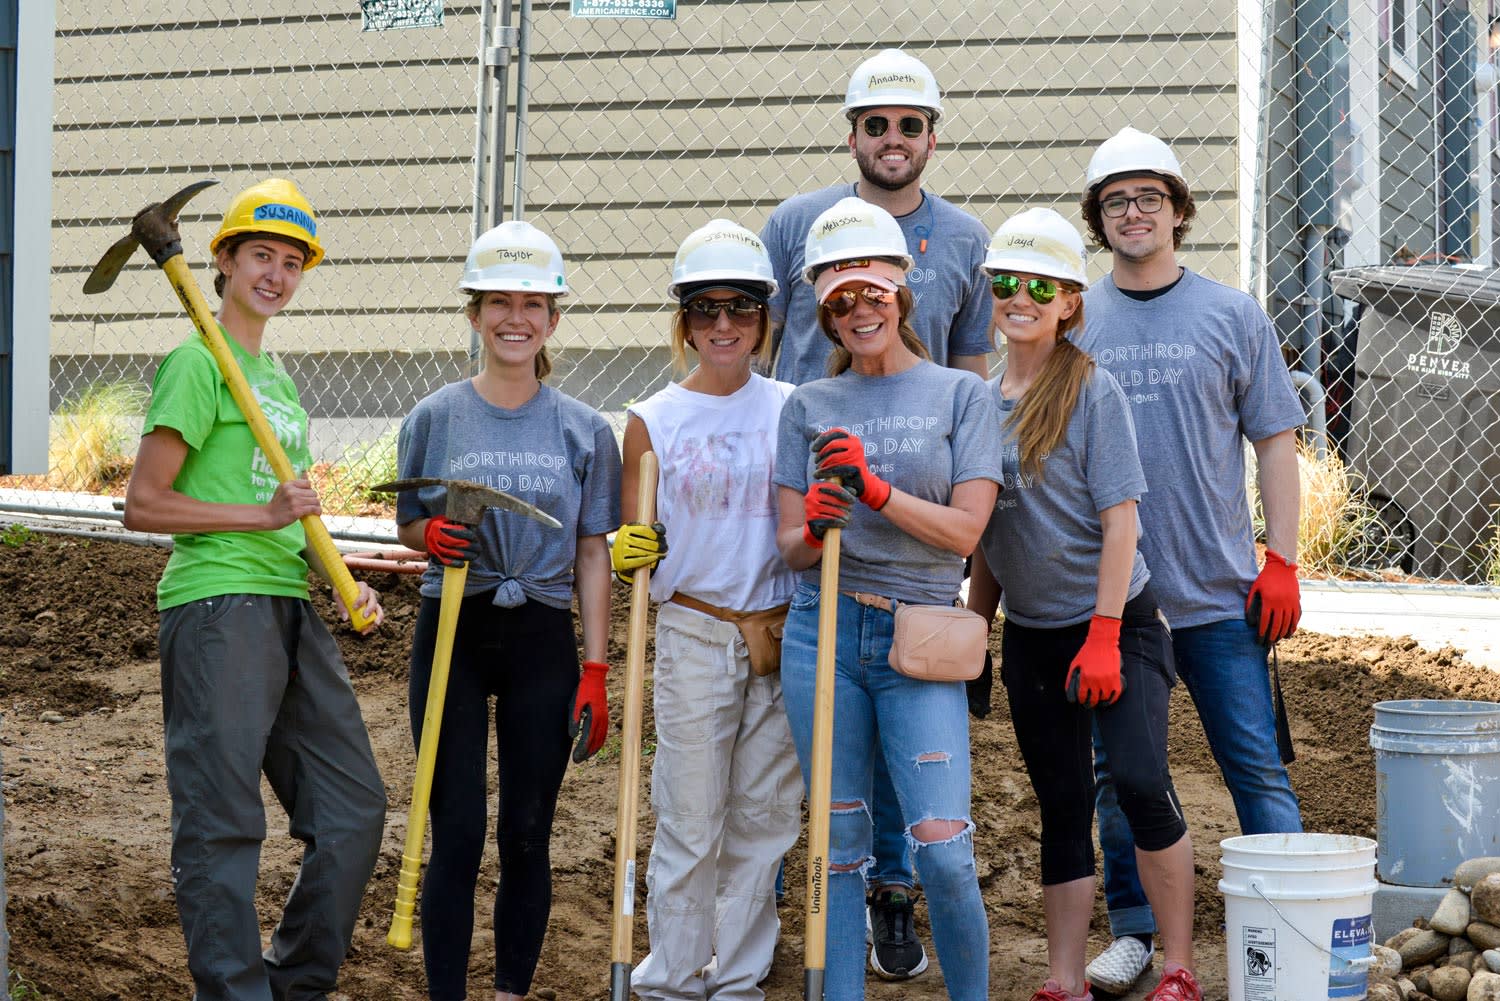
[[781, 584, 989, 1001], [1095, 616, 1302, 936], [870, 752, 914, 890]]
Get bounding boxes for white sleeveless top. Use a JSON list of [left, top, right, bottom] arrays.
[[629, 373, 796, 611]]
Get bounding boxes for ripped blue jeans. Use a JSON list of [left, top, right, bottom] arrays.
[[780, 583, 988, 1001]]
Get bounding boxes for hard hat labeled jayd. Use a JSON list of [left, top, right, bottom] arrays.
[[669, 219, 778, 300], [982, 208, 1089, 288], [843, 49, 943, 123], [461, 220, 569, 295], [801, 197, 913, 285], [1085, 127, 1186, 192], [210, 178, 325, 269]]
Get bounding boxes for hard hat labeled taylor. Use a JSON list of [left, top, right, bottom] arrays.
[[211, 178, 325, 269], [669, 219, 779, 300], [462, 220, 568, 296], [801, 197, 914, 286], [1085, 127, 1186, 192], [843, 49, 943, 123], [982, 208, 1089, 289]]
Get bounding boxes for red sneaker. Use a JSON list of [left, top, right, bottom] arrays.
[[1031, 980, 1094, 1001], [1144, 966, 1203, 1001]]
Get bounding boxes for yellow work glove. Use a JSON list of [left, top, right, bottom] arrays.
[[609, 521, 668, 586]]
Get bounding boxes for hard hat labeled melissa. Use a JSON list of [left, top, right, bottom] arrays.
[[211, 178, 325, 268], [801, 196, 913, 284], [462, 220, 569, 295]]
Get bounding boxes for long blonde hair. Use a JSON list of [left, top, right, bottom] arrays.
[[464, 289, 559, 380], [1006, 289, 1090, 479], [818, 287, 930, 376], [669, 301, 773, 374]]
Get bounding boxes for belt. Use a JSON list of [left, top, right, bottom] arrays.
[[668, 592, 789, 622], [841, 590, 894, 612]]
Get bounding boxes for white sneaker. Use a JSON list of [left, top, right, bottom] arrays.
[[1085, 937, 1154, 996]]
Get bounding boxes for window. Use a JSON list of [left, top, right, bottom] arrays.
[[1384, 0, 1419, 84]]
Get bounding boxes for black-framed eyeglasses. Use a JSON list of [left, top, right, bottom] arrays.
[[822, 286, 897, 317], [1099, 191, 1170, 218], [860, 114, 928, 140], [684, 296, 764, 327], [991, 274, 1060, 305]]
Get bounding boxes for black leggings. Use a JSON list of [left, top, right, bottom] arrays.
[[409, 594, 579, 999], [1001, 587, 1186, 885]]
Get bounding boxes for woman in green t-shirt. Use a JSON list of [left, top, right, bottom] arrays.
[[123, 178, 387, 1001]]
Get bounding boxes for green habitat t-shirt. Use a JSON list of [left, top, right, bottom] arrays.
[[143, 331, 314, 610]]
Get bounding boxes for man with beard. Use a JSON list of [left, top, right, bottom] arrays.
[[759, 48, 992, 985]]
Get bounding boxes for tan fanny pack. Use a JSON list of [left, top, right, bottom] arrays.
[[888, 602, 988, 682], [668, 593, 789, 676]]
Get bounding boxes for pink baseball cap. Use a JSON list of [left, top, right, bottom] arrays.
[[813, 258, 908, 305]]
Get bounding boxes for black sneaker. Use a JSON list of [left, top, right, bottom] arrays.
[[866, 888, 929, 981]]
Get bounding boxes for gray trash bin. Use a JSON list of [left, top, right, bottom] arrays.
[[1329, 264, 1500, 581]]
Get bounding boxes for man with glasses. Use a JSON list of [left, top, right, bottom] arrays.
[[1076, 127, 1304, 998], [759, 48, 992, 984]]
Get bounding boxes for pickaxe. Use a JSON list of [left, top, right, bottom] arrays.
[[83, 179, 375, 631], [369, 476, 560, 950]]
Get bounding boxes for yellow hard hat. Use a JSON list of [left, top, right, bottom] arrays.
[[209, 178, 325, 269]]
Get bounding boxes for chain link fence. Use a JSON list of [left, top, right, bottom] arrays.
[[31, 1, 1500, 584]]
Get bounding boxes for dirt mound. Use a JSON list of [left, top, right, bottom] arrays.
[[2, 532, 1495, 999]]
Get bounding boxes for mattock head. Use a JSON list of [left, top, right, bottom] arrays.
[[369, 477, 562, 529], [83, 179, 220, 294]]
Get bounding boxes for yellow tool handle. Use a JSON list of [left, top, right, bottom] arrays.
[[159, 255, 373, 632], [804, 526, 840, 998], [611, 451, 658, 982], [387, 560, 469, 949]]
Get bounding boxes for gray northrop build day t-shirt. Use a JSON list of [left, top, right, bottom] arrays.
[[774, 360, 1003, 605], [396, 380, 622, 609], [1079, 269, 1303, 628], [978, 366, 1151, 629], [761, 183, 993, 385]]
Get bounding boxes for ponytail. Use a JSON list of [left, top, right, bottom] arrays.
[[1006, 293, 1091, 479]]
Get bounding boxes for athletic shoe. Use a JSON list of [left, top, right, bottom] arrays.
[[1030, 979, 1094, 1001], [1143, 965, 1202, 1001], [866, 888, 928, 980], [1085, 937, 1154, 995]]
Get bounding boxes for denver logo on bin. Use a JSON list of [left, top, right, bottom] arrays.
[[1406, 311, 1471, 381]]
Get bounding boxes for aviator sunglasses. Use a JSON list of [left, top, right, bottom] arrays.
[[991, 273, 1061, 305], [685, 296, 764, 327], [822, 286, 897, 317], [860, 114, 929, 140]]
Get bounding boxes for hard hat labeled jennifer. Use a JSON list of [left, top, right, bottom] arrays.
[[1085, 127, 1186, 192], [461, 220, 568, 295], [210, 178, 325, 269], [843, 49, 943, 123], [801, 197, 913, 286], [668, 219, 779, 300], [982, 208, 1089, 289]]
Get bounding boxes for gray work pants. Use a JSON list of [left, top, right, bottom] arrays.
[[159, 594, 386, 1001]]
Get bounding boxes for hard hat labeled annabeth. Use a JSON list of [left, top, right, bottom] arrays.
[[210, 178, 325, 269], [802, 197, 914, 284], [982, 208, 1089, 289], [1085, 127, 1186, 192], [669, 219, 779, 299], [843, 49, 942, 123], [461, 220, 568, 295]]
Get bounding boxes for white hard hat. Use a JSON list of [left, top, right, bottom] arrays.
[[843, 49, 942, 124], [461, 220, 568, 296], [801, 197, 913, 285], [982, 208, 1089, 289], [1085, 127, 1186, 192], [668, 219, 779, 300]]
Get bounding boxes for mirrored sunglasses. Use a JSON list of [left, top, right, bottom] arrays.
[[685, 296, 764, 327], [822, 286, 897, 317], [860, 114, 928, 140], [991, 274, 1060, 305]]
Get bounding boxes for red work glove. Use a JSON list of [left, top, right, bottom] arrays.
[[1246, 548, 1301, 645], [802, 480, 855, 549], [423, 516, 480, 567], [570, 660, 610, 763], [812, 428, 891, 510], [1064, 614, 1125, 709]]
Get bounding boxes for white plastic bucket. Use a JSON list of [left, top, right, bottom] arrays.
[[1219, 833, 1378, 1001]]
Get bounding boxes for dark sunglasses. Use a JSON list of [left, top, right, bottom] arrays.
[[822, 286, 897, 317], [1099, 191, 1169, 218], [860, 114, 928, 140], [685, 296, 764, 326], [991, 274, 1060, 305]]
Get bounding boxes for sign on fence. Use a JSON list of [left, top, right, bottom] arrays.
[[361, 0, 443, 31], [569, 0, 676, 19]]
